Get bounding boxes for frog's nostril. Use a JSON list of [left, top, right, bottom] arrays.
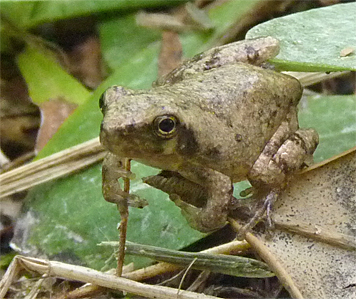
[[100, 122, 104, 131]]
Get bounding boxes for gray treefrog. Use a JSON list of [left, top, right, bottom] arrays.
[[99, 37, 319, 233]]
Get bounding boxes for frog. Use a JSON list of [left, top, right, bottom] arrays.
[[99, 36, 319, 233]]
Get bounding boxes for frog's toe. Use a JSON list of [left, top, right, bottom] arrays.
[[114, 168, 136, 180], [105, 192, 147, 209], [127, 194, 148, 208], [169, 194, 200, 214]]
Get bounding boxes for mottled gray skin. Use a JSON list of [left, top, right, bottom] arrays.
[[100, 37, 319, 232]]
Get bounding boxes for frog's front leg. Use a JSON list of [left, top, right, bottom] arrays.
[[102, 153, 147, 275], [171, 166, 233, 233], [102, 153, 147, 209]]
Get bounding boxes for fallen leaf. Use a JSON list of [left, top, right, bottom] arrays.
[[158, 31, 182, 77], [258, 148, 356, 298], [36, 99, 77, 152]]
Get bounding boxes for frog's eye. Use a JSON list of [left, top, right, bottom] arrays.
[[153, 115, 178, 138]]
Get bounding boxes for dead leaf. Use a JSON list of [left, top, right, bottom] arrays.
[[158, 31, 182, 77], [0, 61, 40, 159], [340, 47, 355, 57], [259, 148, 356, 298], [36, 98, 77, 152], [67, 36, 105, 89]]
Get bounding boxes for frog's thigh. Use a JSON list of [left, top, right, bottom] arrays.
[[177, 167, 233, 232], [248, 128, 319, 188], [143, 171, 206, 207]]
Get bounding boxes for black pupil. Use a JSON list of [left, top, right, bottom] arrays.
[[159, 118, 175, 133]]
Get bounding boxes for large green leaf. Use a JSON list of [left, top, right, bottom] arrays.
[[16, 1, 265, 270], [246, 2, 356, 71], [0, 0, 185, 28]]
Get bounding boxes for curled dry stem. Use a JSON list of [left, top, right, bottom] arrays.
[[228, 217, 304, 299]]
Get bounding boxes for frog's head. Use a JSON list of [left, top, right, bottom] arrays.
[[99, 86, 199, 169]]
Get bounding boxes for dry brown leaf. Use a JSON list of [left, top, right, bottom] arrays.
[[67, 36, 105, 89], [259, 148, 356, 298], [158, 31, 182, 77], [340, 47, 355, 58], [36, 98, 77, 152]]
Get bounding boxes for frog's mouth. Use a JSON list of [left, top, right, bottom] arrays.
[[100, 124, 173, 157]]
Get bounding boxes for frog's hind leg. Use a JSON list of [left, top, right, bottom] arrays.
[[242, 127, 319, 238], [144, 169, 233, 233], [142, 170, 207, 207]]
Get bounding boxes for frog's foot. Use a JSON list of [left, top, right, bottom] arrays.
[[236, 191, 278, 240], [170, 194, 227, 233], [127, 194, 148, 208], [248, 128, 319, 189]]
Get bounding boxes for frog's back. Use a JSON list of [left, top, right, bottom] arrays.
[[170, 63, 302, 118], [165, 63, 302, 179]]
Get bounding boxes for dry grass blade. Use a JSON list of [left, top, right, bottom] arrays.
[[100, 240, 273, 278], [274, 220, 356, 251], [62, 240, 250, 298], [0, 137, 105, 199], [0, 256, 220, 299]]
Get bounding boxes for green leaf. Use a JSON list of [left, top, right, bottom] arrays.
[[0, 0, 186, 28], [246, 3, 356, 71], [17, 46, 90, 104], [36, 43, 160, 159], [99, 14, 161, 71], [299, 95, 356, 162], [109, 241, 274, 278], [16, 1, 267, 270], [19, 163, 203, 270]]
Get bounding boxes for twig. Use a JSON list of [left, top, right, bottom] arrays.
[[287, 71, 349, 87], [228, 218, 304, 299], [116, 158, 131, 276]]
